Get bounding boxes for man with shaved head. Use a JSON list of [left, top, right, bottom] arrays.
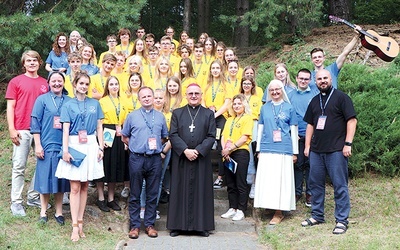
[[301, 69, 357, 235]]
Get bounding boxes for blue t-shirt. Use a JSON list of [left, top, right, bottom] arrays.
[[46, 50, 69, 71], [258, 101, 297, 155], [310, 62, 339, 89], [60, 97, 104, 135], [287, 85, 319, 136], [81, 63, 100, 76], [121, 107, 168, 154], [31, 92, 72, 151]]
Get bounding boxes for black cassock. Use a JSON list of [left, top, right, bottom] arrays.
[[167, 104, 216, 231]]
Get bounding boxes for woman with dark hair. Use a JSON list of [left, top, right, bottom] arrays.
[[31, 72, 71, 224], [45, 32, 70, 73]]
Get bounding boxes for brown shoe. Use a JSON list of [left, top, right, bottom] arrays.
[[305, 194, 312, 207], [269, 211, 284, 225], [128, 228, 140, 239], [145, 226, 158, 238]]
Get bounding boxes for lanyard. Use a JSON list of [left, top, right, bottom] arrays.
[[140, 108, 155, 134], [148, 64, 153, 79], [109, 96, 120, 119], [271, 102, 283, 129], [228, 78, 238, 89], [229, 114, 243, 137], [193, 61, 202, 78], [211, 80, 221, 102], [51, 94, 64, 115], [100, 75, 106, 88], [131, 95, 138, 110], [319, 88, 334, 116], [76, 97, 87, 128]]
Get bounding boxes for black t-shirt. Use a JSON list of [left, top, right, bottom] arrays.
[[304, 87, 356, 153]]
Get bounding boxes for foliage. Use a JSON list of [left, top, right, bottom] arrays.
[[0, 0, 146, 83], [353, 0, 400, 24], [256, 57, 400, 176], [221, 0, 324, 40]]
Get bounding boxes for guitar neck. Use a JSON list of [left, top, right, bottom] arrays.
[[338, 19, 378, 42]]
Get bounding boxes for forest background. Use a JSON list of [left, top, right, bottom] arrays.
[[0, 0, 400, 177]]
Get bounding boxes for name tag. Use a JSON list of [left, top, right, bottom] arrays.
[[53, 116, 62, 129], [148, 137, 157, 150], [316, 116, 327, 130], [78, 130, 88, 144], [273, 129, 282, 142]]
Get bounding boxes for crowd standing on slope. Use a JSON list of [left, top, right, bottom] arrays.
[[6, 25, 360, 241]]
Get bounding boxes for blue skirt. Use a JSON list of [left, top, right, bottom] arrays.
[[34, 151, 70, 194]]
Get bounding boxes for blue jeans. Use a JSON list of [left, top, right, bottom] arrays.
[[309, 151, 350, 225], [294, 137, 310, 196], [128, 153, 162, 229]]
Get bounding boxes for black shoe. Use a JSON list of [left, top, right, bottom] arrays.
[[170, 230, 180, 237], [96, 200, 110, 212], [39, 216, 48, 223], [54, 215, 65, 225], [107, 200, 121, 211], [199, 231, 209, 237]]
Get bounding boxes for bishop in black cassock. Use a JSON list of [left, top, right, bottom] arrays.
[[167, 83, 216, 236]]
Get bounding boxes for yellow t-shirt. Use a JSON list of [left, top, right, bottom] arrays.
[[246, 94, 262, 120], [99, 96, 122, 125], [142, 64, 156, 87], [163, 111, 172, 131], [203, 80, 233, 111], [226, 77, 241, 96], [64, 75, 75, 98], [203, 55, 216, 68], [120, 94, 142, 124], [222, 114, 253, 151], [181, 77, 198, 94], [116, 42, 134, 57], [90, 74, 109, 98], [193, 61, 209, 89]]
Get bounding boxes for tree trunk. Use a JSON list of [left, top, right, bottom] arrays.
[[234, 0, 249, 47], [198, 0, 206, 35], [183, 0, 191, 33], [204, 0, 210, 34], [328, 0, 351, 21]]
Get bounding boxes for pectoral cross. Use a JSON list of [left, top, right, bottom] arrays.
[[189, 123, 195, 132]]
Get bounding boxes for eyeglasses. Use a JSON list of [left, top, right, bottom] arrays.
[[298, 77, 310, 81], [217, 49, 224, 52], [187, 92, 201, 96], [269, 87, 282, 92], [243, 82, 252, 86], [108, 40, 117, 43]]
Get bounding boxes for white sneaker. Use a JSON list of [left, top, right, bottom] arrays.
[[140, 209, 145, 219], [221, 208, 236, 219], [232, 209, 245, 221], [62, 193, 70, 205], [10, 203, 26, 216], [249, 183, 255, 199], [121, 187, 130, 198], [156, 213, 160, 220]]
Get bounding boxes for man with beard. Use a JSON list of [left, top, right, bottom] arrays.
[[301, 69, 357, 235], [167, 83, 216, 237]]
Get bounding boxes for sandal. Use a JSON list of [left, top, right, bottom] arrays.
[[269, 211, 284, 225], [301, 218, 321, 227], [332, 222, 348, 234], [71, 224, 79, 242], [78, 220, 86, 238]]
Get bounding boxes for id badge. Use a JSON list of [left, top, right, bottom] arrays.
[[316, 115, 327, 130], [148, 137, 157, 150], [78, 130, 88, 144], [273, 129, 282, 142], [115, 125, 122, 136], [53, 116, 62, 129]]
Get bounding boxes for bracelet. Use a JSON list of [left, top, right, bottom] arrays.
[[344, 142, 352, 146], [234, 143, 239, 148], [99, 148, 104, 152], [161, 152, 166, 155]]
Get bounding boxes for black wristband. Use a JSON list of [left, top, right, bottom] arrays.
[[344, 142, 352, 146]]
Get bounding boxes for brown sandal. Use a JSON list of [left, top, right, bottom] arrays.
[[71, 224, 79, 242], [78, 220, 86, 238]]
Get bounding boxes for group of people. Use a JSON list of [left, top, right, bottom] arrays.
[[6, 25, 360, 242]]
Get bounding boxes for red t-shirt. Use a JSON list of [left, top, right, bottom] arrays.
[[5, 74, 48, 130]]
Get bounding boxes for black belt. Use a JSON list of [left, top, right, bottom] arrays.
[[133, 152, 160, 157]]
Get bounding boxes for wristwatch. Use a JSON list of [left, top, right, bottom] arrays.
[[344, 142, 352, 146]]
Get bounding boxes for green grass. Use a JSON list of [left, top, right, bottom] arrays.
[[257, 175, 400, 249]]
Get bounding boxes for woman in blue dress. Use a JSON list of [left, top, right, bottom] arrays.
[[55, 72, 105, 241], [45, 32, 70, 74], [31, 72, 71, 224]]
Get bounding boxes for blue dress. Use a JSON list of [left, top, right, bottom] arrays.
[[31, 92, 71, 194]]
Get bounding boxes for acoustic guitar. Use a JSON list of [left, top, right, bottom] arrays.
[[329, 15, 399, 62]]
